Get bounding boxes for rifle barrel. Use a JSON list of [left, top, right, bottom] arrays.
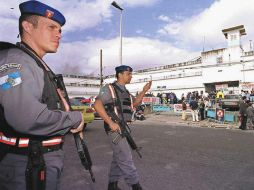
[[89, 170, 96, 182]]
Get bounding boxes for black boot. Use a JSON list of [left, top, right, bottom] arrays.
[[108, 181, 122, 190], [132, 182, 143, 190]]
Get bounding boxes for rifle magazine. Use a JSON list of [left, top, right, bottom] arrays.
[[109, 131, 123, 145]]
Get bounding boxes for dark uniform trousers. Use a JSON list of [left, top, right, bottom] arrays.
[[0, 150, 64, 190]]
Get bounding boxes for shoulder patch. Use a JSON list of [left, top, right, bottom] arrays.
[[0, 71, 22, 90], [0, 63, 21, 73]]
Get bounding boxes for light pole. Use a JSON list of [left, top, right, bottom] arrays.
[[111, 1, 124, 65], [100, 49, 103, 87], [242, 62, 245, 83]]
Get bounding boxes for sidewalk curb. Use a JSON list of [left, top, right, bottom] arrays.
[[141, 113, 239, 130]]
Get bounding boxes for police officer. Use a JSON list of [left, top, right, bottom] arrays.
[[0, 1, 84, 190], [94, 65, 152, 190]]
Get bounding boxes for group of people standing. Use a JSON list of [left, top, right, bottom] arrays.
[[181, 91, 254, 130], [181, 97, 210, 122], [0, 1, 152, 190], [239, 96, 254, 130]]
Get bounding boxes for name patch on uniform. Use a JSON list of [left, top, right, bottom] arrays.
[[0, 63, 21, 73], [0, 72, 22, 90]]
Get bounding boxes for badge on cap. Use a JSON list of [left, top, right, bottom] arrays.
[[45, 10, 54, 19]]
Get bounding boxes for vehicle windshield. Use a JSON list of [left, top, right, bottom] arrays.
[[70, 99, 83, 106]]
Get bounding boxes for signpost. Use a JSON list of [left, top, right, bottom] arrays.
[[142, 97, 160, 105], [215, 108, 225, 123], [173, 104, 192, 113]]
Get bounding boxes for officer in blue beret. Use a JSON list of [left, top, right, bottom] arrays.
[[115, 65, 133, 73], [94, 65, 152, 190], [0, 1, 85, 190]]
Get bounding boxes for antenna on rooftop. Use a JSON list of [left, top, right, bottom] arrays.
[[202, 36, 206, 52]]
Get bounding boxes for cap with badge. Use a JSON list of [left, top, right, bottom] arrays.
[[115, 65, 133, 73], [19, 0, 66, 26]]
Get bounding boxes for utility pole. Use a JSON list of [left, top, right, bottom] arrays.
[[100, 49, 103, 87]]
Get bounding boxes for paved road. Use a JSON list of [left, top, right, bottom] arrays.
[[60, 118, 254, 190]]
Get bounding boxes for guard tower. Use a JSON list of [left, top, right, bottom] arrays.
[[222, 25, 246, 48], [222, 25, 246, 62]]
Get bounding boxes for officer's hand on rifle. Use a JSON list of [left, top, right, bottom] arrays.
[[70, 113, 85, 134], [109, 122, 121, 133]]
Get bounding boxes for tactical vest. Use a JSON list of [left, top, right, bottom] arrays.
[[0, 42, 64, 145], [108, 82, 134, 122]]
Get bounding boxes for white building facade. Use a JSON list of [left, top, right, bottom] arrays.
[[65, 25, 254, 99], [202, 25, 254, 94], [63, 74, 100, 98]]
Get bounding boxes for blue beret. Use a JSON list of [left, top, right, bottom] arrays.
[[115, 65, 133, 73], [19, 0, 66, 26]]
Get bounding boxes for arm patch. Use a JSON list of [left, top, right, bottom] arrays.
[[0, 71, 22, 90], [0, 63, 21, 73]]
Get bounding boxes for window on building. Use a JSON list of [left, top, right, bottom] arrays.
[[230, 34, 237, 41], [216, 56, 223, 64]]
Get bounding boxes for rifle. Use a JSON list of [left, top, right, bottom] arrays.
[[54, 74, 95, 182], [73, 133, 95, 182], [105, 105, 142, 158]]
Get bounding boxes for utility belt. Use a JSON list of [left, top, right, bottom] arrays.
[[0, 132, 64, 190], [0, 132, 63, 156]]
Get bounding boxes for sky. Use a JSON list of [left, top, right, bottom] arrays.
[[1, 0, 254, 76]]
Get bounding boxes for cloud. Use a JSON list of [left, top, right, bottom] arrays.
[[46, 36, 199, 76], [0, 0, 161, 39], [158, 15, 171, 22], [39, 0, 113, 32], [136, 29, 143, 34], [0, 1, 23, 43], [158, 22, 180, 35], [157, 0, 254, 51], [0, 0, 200, 76], [121, 0, 160, 7]]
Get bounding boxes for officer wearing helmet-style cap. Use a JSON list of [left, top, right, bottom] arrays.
[[94, 65, 152, 190], [0, 1, 85, 190]]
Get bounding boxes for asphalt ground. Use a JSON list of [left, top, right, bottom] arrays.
[[59, 114, 254, 190]]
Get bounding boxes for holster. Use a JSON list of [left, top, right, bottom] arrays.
[[25, 140, 46, 190], [0, 143, 8, 162]]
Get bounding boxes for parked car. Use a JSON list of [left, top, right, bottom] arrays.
[[91, 103, 101, 119], [73, 97, 91, 104], [70, 98, 95, 127], [221, 94, 242, 110]]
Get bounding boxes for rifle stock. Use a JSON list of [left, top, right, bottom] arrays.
[[54, 74, 95, 182]]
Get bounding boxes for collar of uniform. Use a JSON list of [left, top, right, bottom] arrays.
[[17, 42, 40, 58], [17, 42, 50, 71], [114, 82, 127, 91]]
